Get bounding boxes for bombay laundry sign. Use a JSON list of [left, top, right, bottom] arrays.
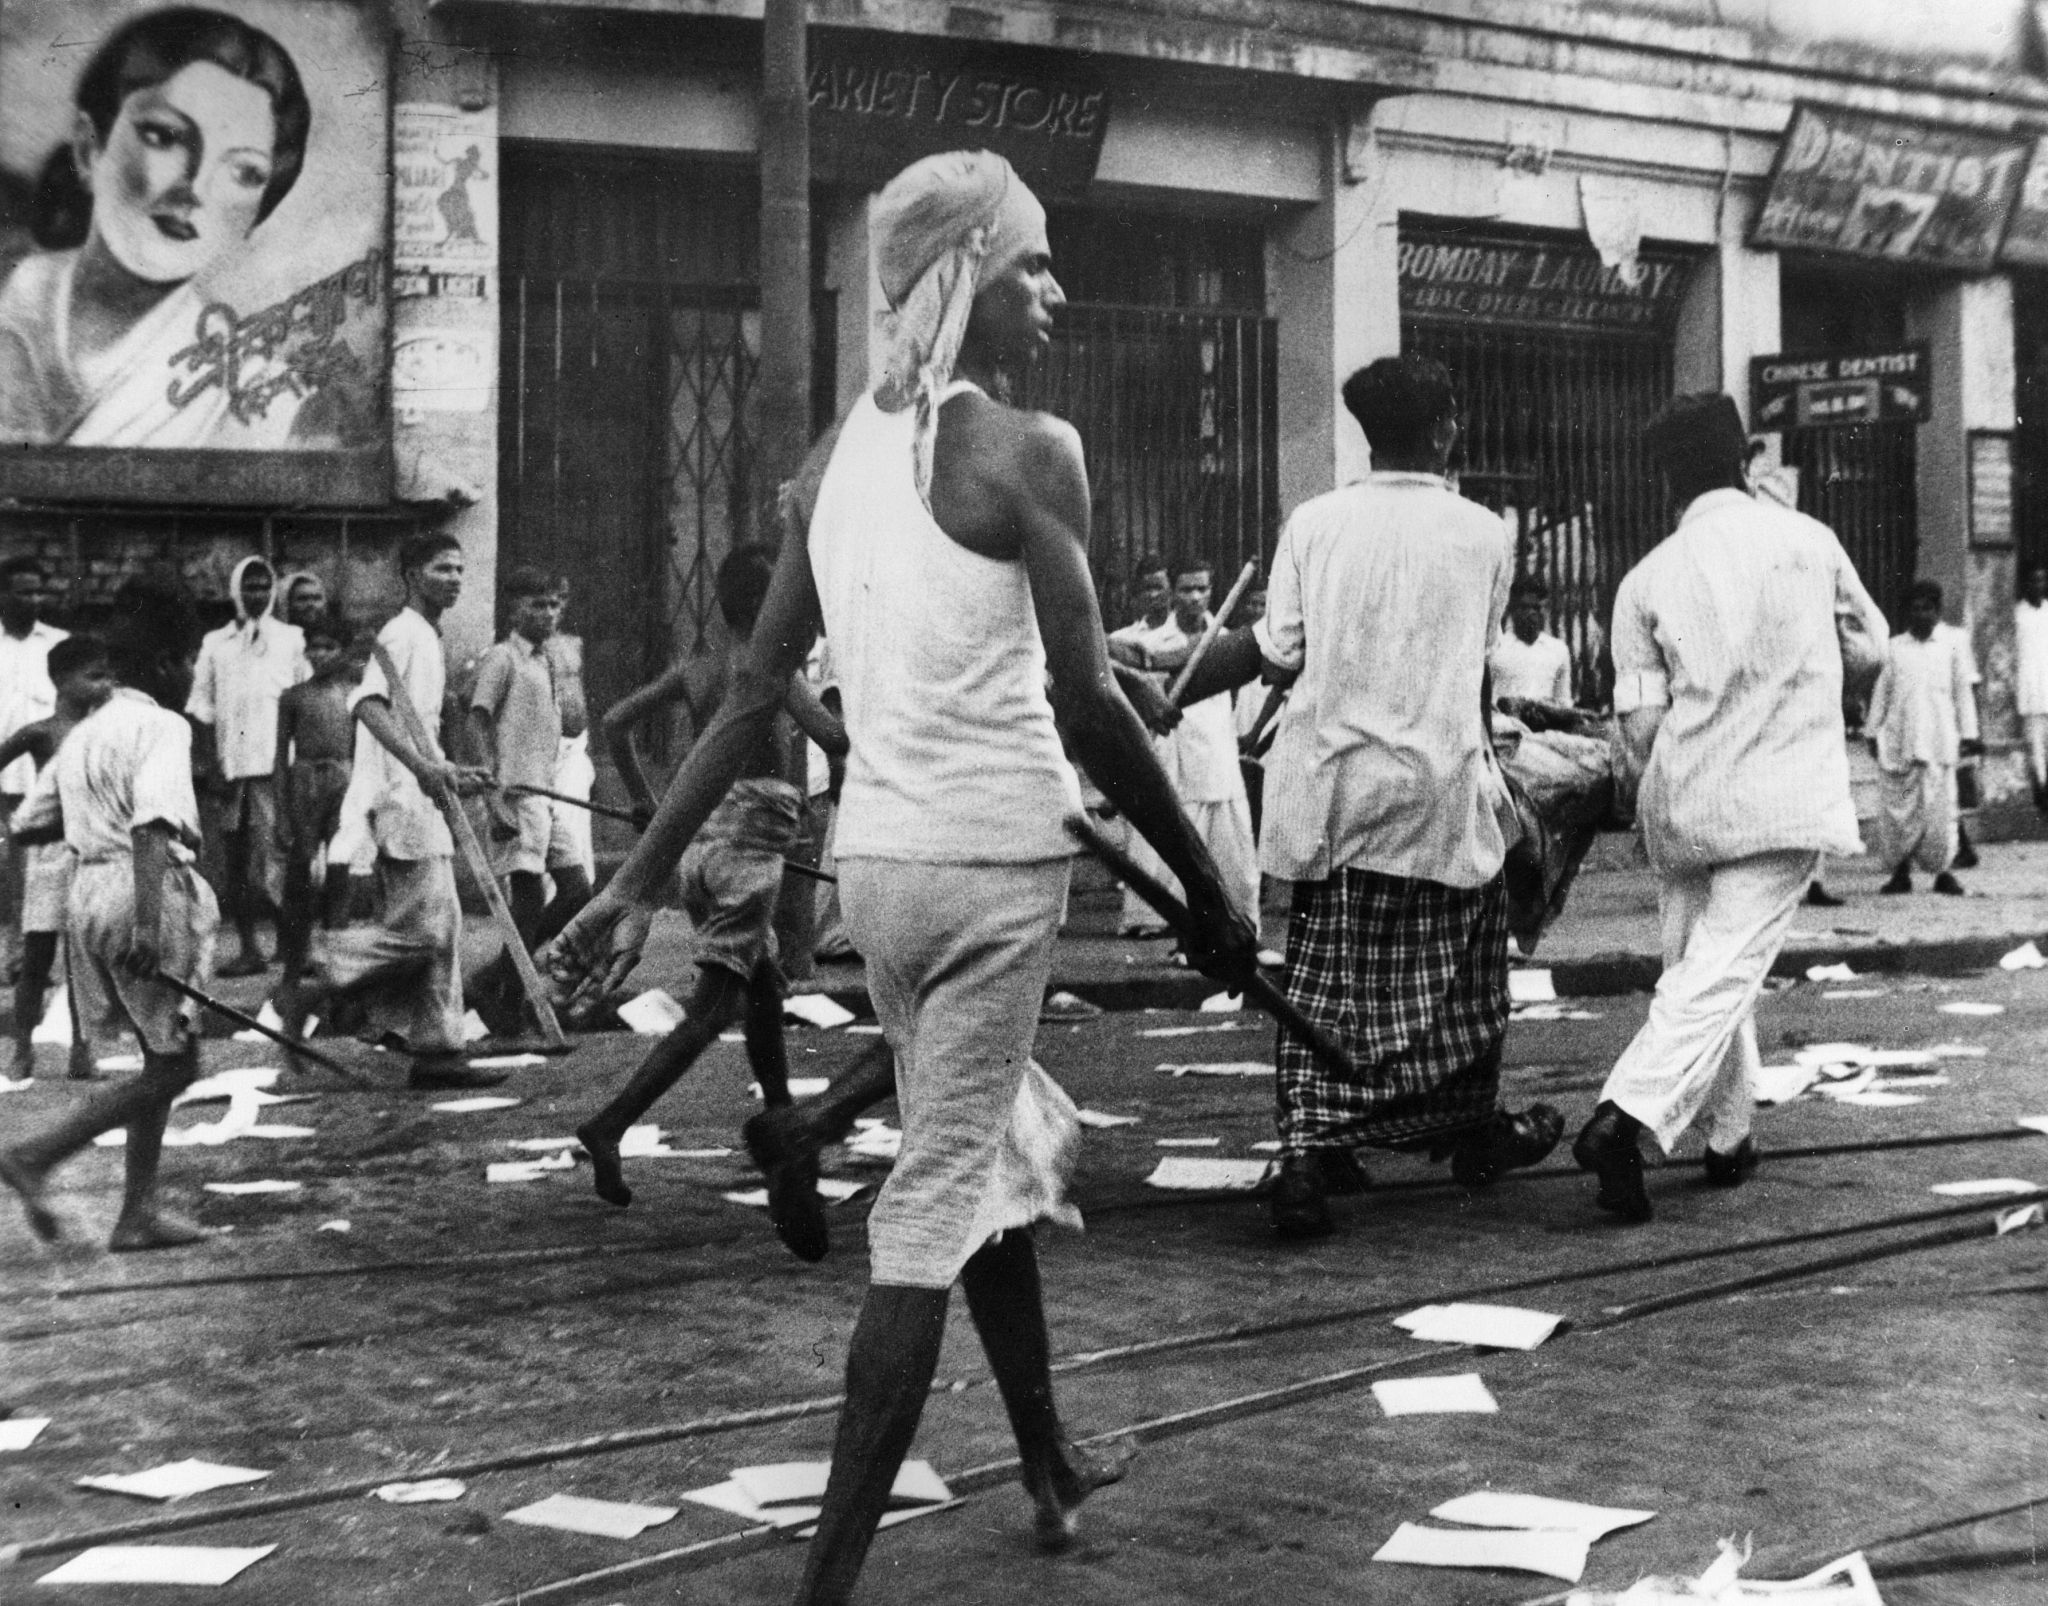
[[1753, 104, 2029, 271], [1750, 346, 1932, 431], [807, 31, 1107, 194], [1397, 232, 1693, 337]]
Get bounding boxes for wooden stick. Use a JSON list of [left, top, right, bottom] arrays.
[[368, 644, 567, 1048], [1241, 682, 1286, 755], [504, 784, 837, 883], [1168, 560, 1256, 706], [1064, 814, 1359, 1079], [152, 973, 373, 1088]]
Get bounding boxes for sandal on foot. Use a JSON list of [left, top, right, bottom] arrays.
[[1450, 1103, 1565, 1189], [1702, 1137, 1760, 1188]]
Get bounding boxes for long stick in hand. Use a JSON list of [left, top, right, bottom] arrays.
[[153, 972, 374, 1088], [1168, 560, 1257, 708], [506, 784, 836, 882], [1063, 815, 1359, 1079]]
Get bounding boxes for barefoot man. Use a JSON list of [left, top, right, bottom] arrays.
[[544, 149, 1255, 1602]]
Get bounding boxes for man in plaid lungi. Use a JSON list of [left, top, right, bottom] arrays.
[[1177, 355, 1564, 1239]]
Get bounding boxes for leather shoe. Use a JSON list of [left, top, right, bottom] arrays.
[[407, 1058, 510, 1091], [1451, 1103, 1565, 1188], [1315, 1148, 1370, 1196], [1572, 1101, 1652, 1223], [1702, 1136, 1759, 1188], [1268, 1152, 1333, 1240]]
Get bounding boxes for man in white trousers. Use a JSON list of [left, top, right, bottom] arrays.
[[1573, 393, 1886, 1223]]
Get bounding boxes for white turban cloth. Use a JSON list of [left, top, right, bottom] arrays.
[[871, 150, 1049, 507]]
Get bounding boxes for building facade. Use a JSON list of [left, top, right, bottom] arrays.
[[6, 0, 2048, 817]]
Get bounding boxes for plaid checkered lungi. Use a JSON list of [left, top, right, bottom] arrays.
[[1275, 867, 1510, 1153]]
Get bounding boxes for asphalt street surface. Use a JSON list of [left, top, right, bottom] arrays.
[[2, 965, 2044, 1602]]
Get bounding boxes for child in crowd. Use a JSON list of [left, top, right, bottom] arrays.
[[274, 613, 359, 980]]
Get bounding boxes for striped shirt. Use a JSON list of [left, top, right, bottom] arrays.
[[1253, 472, 1514, 888], [1612, 487, 1887, 872]]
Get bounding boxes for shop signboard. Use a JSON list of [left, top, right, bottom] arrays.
[[1749, 347, 1932, 431], [807, 29, 1107, 196], [1397, 230, 1694, 338], [1998, 138, 2048, 267], [0, 0, 391, 505], [1752, 104, 2029, 271]]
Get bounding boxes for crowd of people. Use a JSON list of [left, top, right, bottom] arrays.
[[0, 143, 2025, 1605]]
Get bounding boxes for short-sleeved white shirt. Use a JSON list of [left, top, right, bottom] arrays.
[[350, 607, 453, 860], [13, 689, 199, 862], [186, 616, 306, 780], [0, 619, 66, 793]]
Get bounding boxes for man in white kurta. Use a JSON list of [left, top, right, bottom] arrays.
[[1106, 557, 1180, 935], [1868, 583, 1975, 895], [2015, 564, 2048, 811], [1574, 393, 1887, 1224], [0, 556, 66, 975], [187, 557, 306, 975]]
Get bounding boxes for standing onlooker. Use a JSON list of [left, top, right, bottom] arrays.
[[1574, 393, 1886, 1223], [187, 557, 306, 976], [2014, 564, 2048, 814], [1177, 356, 1563, 1238], [279, 572, 329, 631], [1105, 555, 1180, 935], [0, 556, 66, 978], [273, 613, 359, 980], [1489, 577, 1574, 706], [543, 576, 597, 893], [1868, 581, 1976, 897]]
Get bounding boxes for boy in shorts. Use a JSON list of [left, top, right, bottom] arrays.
[[578, 547, 845, 1251], [0, 631, 222, 1251], [274, 613, 359, 981]]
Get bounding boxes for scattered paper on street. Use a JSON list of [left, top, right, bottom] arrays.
[[723, 1178, 872, 1209], [316, 1220, 351, 1233], [1076, 1109, 1140, 1128], [1824, 1089, 1925, 1107], [730, 1459, 950, 1510], [0, 1415, 51, 1450], [1371, 1374, 1498, 1417], [0, 1073, 29, 1092], [461, 1010, 491, 1042], [202, 1180, 301, 1196], [467, 1053, 547, 1069], [1155, 1137, 1221, 1148], [1929, 1178, 2039, 1197], [1752, 1064, 1820, 1105], [1938, 1001, 2004, 1016], [1509, 968, 1557, 1003], [1198, 991, 1244, 1012], [507, 1136, 581, 1151], [372, 1478, 467, 1503], [751, 1078, 831, 1099], [432, 1096, 523, 1113], [501, 1492, 679, 1539], [617, 989, 687, 1035], [1803, 963, 1860, 982], [1513, 1005, 1604, 1021], [486, 1153, 576, 1184], [78, 1459, 271, 1501], [1429, 1490, 1655, 1539], [784, 993, 856, 1029], [844, 1124, 903, 1162], [1138, 1023, 1249, 1038], [2000, 940, 2047, 970], [1158, 1061, 1275, 1077], [1373, 1521, 1590, 1581], [175, 1068, 282, 1103], [36, 1544, 277, 1586], [1931, 1043, 1988, 1058], [2016, 1115, 2048, 1135], [97, 1053, 145, 1071], [1145, 1157, 1273, 1191], [1394, 1303, 1564, 1350], [1555, 1541, 1884, 1605], [1995, 1203, 2045, 1235]]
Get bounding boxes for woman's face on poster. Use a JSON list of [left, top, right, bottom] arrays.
[[77, 60, 278, 285]]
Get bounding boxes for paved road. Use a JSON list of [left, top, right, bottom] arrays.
[[2, 968, 2043, 1602]]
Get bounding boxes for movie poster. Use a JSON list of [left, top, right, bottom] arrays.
[[0, 0, 387, 459]]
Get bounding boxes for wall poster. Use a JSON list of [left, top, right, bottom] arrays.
[[0, 0, 390, 504]]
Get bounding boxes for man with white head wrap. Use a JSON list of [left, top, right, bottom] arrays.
[[187, 556, 306, 976], [542, 150, 1257, 1604]]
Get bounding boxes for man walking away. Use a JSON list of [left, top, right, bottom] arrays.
[[187, 557, 306, 976], [1574, 393, 1886, 1223], [1868, 581, 1975, 897]]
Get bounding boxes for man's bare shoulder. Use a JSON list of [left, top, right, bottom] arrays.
[[946, 391, 1085, 496]]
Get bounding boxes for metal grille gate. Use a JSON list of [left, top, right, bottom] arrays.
[[1406, 320, 1674, 699], [1023, 302, 1279, 618], [1781, 425, 1917, 630]]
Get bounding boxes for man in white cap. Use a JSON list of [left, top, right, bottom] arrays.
[[542, 150, 1255, 1603]]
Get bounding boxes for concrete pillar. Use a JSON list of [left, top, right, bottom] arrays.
[[1908, 277, 2015, 624], [1270, 127, 1389, 515], [1670, 198, 1780, 423]]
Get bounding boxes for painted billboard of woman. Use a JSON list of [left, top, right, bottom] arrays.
[[0, 2, 386, 452]]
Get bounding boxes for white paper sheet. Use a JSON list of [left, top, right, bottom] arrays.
[[1370, 1374, 1498, 1416], [317, 1220, 351, 1233], [729, 1459, 949, 1510], [1076, 1109, 1140, 1128], [372, 1478, 467, 1503], [617, 989, 687, 1035], [201, 1180, 300, 1195], [1825, 1090, 1925, 1107], [750, 1078, 831, 1099], [501, 1492, 679, 1539], [467, 1053, 548, 1069], [0, 1073, 30, 1092], [77, 1460, 271, 1501], [1929, 1178, 2039, 1196], [1394, 1303, 1563, 1350], [486, 1154, 575, 1184], [1157, 1061, 1274, 1078], [31, 985, 71, 1044], [1557, 1542, 1885, 1605], [783, 993, 856, 1029], [1145, 1157, 1272, 1191], [1154, 1137, 1221, 1148], [1804, 962, 1860, 982], [507, 1136, 582, 1151], [1938, 1001, 2004, 1016], [1428, 1490, 1655, 1538], [36, 1544, 277, 1586], [1752, 1064, 1820, 1105], [1372, 1521, 1589, 1581], [2017, 1115, 2048, 1135], [430, 1096, 523, 1113], [1932, 1044, 1988, 1058], [1137, 1023, 1247, 1038], [1823, 988, 1886, 1000], [1995, 1203, 2045, 1235], [174, 1068, 282, 1103], [1198, 991, 1244, 1013], [461, 1009, 491, 1043], [2000, 940, 2047, 971], [1508, 969, 1557, 1003], [0, 1415, 51, 1450], [722, 1178, 871, 1209]]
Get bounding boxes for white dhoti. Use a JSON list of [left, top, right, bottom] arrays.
[[309, 854, 464, 1055], [69, 857, 219, 1058], [1874, 762, 1955, 875], [2025, 714, 2048, 789], [1119, 796, 1260, 934], [840, 856, 1082, 1288], [548, 732, 596, 878], [1599, 849, 1815, 1155]]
